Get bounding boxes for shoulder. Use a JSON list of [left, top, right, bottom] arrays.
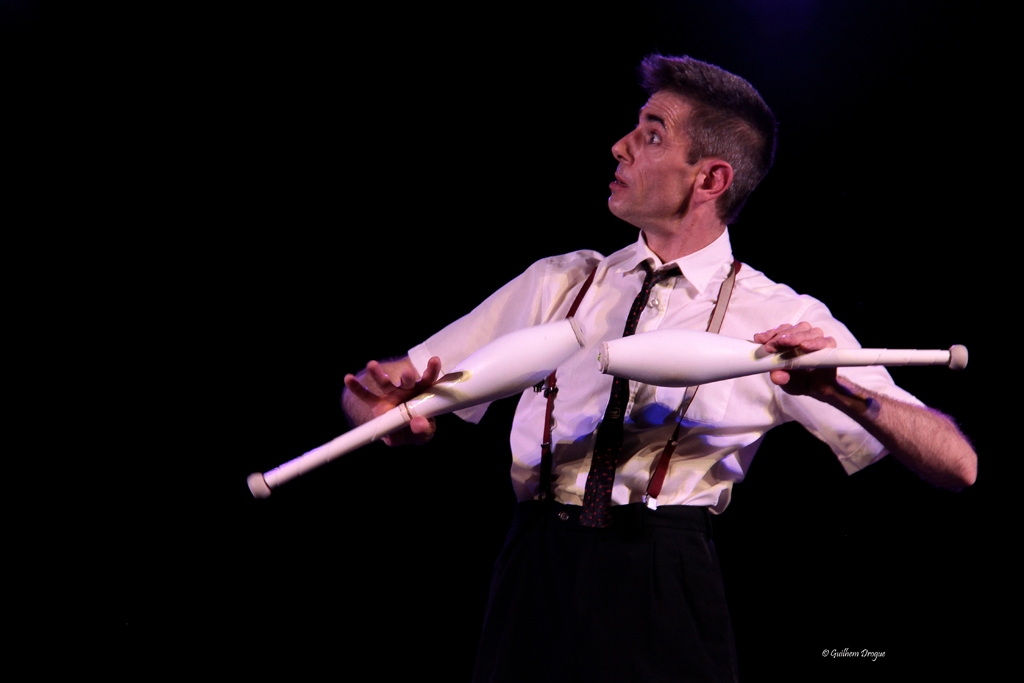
[[525, 249, 605, 279], [507, 250, 606, 300], [411, 249, 607, 369], [725, 262, 849, 337], [732, 262, 816, 308]]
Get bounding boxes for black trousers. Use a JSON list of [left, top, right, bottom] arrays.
[[473, 501, 739, 683]]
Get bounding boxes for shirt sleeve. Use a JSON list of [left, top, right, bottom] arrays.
[[774, 299, 924, 475], [407, 250, 603, 423]]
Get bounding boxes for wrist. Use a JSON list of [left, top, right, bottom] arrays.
[[820, 375, 881, 420]]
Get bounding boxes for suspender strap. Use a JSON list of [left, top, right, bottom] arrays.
[[537, 259, 741, 504], [538, 268, 596, 500], [644, 260, 741, 507]]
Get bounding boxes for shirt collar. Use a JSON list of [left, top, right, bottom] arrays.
[[623, 229, 735, 293]]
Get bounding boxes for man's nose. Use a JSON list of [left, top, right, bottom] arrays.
[[611, 133, 631, 162]]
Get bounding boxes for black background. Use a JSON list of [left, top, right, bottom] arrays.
[[7, 1, 1003, 678]]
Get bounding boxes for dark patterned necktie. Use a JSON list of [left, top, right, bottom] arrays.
[[580, 261, 680, 528]]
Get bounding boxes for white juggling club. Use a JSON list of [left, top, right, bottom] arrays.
[[598, 328, 968, 387], [248, 318, 587, 498]]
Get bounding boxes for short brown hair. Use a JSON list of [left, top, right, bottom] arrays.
[[639, 54, 777, 224]]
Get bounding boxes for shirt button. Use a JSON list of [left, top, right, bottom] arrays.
[[648, 298, 659, 308], [558, 511, 570, 521]]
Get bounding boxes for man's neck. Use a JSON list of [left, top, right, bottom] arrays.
[[641, 217, 727, 263]]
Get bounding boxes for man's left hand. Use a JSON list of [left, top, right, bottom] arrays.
[[753, 321, 838, 399]]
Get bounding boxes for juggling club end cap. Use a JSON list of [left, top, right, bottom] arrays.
[[949, 345, 968, 371], [247, 472, 272, 499]]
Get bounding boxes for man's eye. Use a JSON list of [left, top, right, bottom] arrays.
[[647, 131, 661, 144]]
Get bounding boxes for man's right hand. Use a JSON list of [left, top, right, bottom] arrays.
[[342, 356, 443, 445]]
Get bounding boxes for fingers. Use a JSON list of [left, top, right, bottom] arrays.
[[345, 362, 404, 407], [346, 357, 443, 446], [392, 356, 443, 392], [399, 358, 440, 389], [382, 416, 437, 447], [395, 366, 421, 391], [754, 321, 835, 353], [392, 360, 441, 444], [408, 416, 437, 437], [753, 321, 814, 349], [365, 358, 442, 393], [756, 322, 839, 399], [344, 372, 377, 402], [802, 335, 836, 351], [366, 360, 400, 390], [421, 357, 443, 386]]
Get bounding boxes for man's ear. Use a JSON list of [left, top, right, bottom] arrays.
[[693, 159, 733, 206]]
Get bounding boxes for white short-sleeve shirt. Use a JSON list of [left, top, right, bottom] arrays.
[[409, 230, 920, 513]]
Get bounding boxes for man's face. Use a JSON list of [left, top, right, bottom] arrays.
[[608, 91, 700, 231]]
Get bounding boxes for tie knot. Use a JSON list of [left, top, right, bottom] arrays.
[[642, 262, 680, 287]]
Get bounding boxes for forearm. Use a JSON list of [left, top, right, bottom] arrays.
[[816, 376, 977, 490]]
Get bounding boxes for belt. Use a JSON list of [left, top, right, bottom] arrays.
[[517, 500, 714, 535]]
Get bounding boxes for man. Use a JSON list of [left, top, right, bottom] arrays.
[[342, 55, 976, 682]]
